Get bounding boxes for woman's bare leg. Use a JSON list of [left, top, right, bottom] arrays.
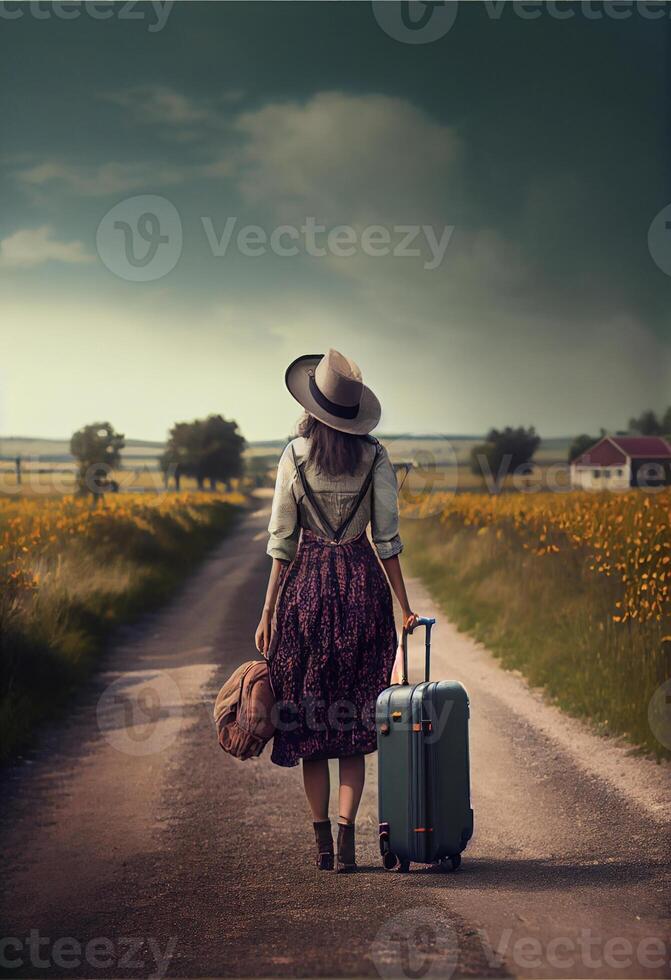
[[302, 758, 330, 821], [338, 754, 366, 824]]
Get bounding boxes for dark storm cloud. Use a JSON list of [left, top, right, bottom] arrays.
[[0, 1, 669, 440]]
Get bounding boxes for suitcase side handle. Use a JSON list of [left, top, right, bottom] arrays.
[[401, 616, 436, 685]]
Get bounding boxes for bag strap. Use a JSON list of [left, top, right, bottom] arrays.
[[291, 440, 380, 544]]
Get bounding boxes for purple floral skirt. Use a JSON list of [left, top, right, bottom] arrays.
[[267, 528, 397, 768]]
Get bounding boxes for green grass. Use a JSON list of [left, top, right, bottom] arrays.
[[0, 499, 243, 763], [401, 516, 671, 759]]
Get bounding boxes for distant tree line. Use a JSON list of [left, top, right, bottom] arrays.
[[628, 407, 671, 438], [468, 405, 671, 490], [69, 414, 245, 497], [66, 403, 671, 499]]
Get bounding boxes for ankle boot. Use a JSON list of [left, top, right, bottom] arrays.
[[313, 820, 334, 870], [336, 821, 357, 873]]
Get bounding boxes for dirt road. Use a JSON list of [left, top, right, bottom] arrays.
[[1, 499, 670, 979]]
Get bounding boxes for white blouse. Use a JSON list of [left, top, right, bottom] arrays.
[[266, 435, 403, 563]]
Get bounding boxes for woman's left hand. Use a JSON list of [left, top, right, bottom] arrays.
[[255, 609, 273, 658]]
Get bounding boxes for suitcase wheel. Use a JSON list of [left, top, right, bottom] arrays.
[[438, 854, 461, 873], [382, 850, 398, 870], [379, 826, 393, 867], [379, 824, 410, 872], [379, 824, 400, 870], [380, 848, 410, 872]]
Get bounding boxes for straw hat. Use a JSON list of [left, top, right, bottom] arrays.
[[284, 349, 381, 435]]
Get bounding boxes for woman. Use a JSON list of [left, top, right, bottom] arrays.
[[255, 349, 418, 873]]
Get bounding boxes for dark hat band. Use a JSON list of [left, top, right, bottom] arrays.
[[308, 372, 360, 420]]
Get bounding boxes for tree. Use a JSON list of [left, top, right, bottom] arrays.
[[160, 415, 246, 490], [470, 426, 541, 491], [662, 406, 671, 437], [70, 422, 125, 497], [159, 422, 194, 491], [628, 410, 662, 436], [200, 414, 246, 489], [568, 434, 598, 463]]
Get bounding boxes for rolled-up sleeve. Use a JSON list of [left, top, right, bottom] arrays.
[[267, 444, 300, 562], [371, 445, 403, 560]]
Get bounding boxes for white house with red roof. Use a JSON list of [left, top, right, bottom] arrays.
[[570, 435, 671, 490]]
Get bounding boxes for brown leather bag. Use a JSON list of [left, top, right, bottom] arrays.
[[214, 660, 275, 760]]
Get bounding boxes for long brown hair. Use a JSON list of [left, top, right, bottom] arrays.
[[297, 413, 365, 476]]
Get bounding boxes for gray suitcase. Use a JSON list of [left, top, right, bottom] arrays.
[[376, 617, 473, 872]]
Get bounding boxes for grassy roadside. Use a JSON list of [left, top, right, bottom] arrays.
[[0, 493, 245, 763], [401, 514, 671, 759]]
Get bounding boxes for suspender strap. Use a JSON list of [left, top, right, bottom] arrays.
[[291, 444, 337, 541], [335, 443, 379, 543], [291, 441, 380, 544]]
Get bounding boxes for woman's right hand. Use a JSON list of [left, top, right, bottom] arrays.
[[255, 609, 272, 658], [403, 610, 419, 633]]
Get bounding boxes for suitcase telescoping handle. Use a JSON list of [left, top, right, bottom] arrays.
[[400, 616, 436, 685]]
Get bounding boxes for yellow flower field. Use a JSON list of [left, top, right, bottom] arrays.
[[0, 492, 245, 601], [0, 492, 244, 761], [402, 488, 671, 627], [400, 487, 671, 755]]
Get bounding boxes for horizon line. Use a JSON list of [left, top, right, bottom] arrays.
[[0, 431, 574, 447]]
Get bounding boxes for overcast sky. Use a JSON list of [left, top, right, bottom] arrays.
[[1, 1, 669, 442]]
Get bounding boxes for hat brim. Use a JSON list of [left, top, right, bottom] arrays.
[[284, 354, 381, 436]]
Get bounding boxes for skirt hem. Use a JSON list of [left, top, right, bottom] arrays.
[[270, 741, 378, 769]]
